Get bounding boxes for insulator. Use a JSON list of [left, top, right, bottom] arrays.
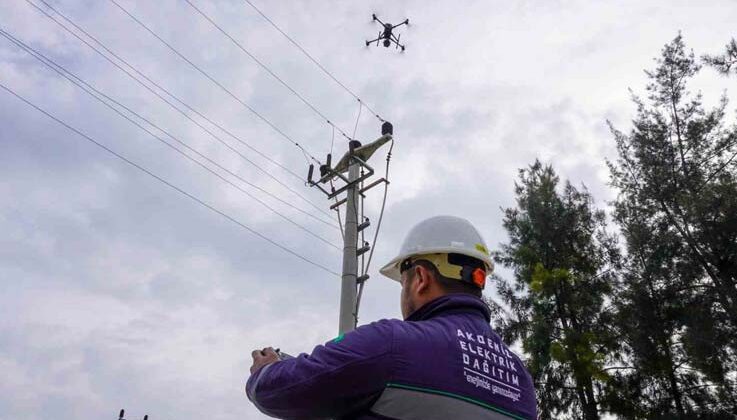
[[381, 121, 393, 135]]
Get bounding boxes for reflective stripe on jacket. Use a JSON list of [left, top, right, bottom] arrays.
[[246, 294, 537, 419]]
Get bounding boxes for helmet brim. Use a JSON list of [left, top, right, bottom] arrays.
[[379, 256, 404, 282]]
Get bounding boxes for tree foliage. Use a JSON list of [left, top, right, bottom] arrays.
[[492, 161, 620, 420], [605, 34, 737, 418], [704, 38, 737, 76], [492, 34, 737, 419]]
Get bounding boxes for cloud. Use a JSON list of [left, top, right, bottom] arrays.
[[1, 0, 735, 419]]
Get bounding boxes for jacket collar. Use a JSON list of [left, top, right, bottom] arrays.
[[406, 293, 491, 323]]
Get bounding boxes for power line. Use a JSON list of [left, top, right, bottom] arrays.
[[353, 105, 366, 279], [243, 0, 386, 123], [0, 29, 340, 250], [0, 28, 339, 235], [26, 0, 332, 220], [0, 82, 340, 277], [361, 140, 394, 275], [355, 139, 394, 320], [352, 102, 363, 140], [107, 0, 326, 163], [30, 0, 299, 181], [182, 0, 355, 142], [25, 0, 317, 207], [328, 126, 345, 240]]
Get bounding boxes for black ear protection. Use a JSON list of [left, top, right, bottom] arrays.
[[450, 253, 487, 289]]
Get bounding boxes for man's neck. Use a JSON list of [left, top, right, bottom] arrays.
[[405, 293, 489, 322]]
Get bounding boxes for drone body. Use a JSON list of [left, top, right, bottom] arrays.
[[366, 14, 409, 51]]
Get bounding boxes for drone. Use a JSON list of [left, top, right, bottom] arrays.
[[366, 14, 409, 51]]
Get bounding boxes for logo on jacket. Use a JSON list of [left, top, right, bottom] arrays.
[[457, 329, 522, 402]]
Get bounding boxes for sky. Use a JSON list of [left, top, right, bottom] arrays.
[[1, 1, 736, 419]]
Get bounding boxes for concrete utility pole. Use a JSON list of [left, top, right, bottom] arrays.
[[307, 122, 393, 334], [338, 145, 360, 334]]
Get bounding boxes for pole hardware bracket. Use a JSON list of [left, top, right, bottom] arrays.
[[357, 217, 371, 232], [356, 241, 371, 257], [306, 124, 392, 207]]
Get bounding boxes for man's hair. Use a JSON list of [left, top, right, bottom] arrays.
[[413, 259, 482, 298]]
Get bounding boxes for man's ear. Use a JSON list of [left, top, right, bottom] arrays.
[[414, 265, 432, 294]]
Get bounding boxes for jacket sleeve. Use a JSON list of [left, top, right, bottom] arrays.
[[246, 319, 395, 419]]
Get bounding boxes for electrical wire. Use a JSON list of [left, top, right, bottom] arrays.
[[243, 0, 386, 123], [0, 29, 337, 229], [352, 102, 363, 140], [327, 126, 345, 239], [25, 0, 393, 316], [360, 173, 366, 278], [346, 175, 361, 324], [32, 0, 301, 181], [362, 139, 394, 274], [182, 0, 354, 141], [107, 0, 325, 164], [354, 103, 365, 277], [348, 102, 366, 325], [0, 28, 341, 249], [330, 178, 345, 241], [0, 82, 340, 277], [26, 0, 332, 220], [330, 125, 336, 156], [354, 139, 394, 320]]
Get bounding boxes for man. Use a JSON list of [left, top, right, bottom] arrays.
[[246, 215, 537, 419]]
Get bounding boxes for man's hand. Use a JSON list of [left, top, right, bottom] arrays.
[[250, 347, 280, 374]]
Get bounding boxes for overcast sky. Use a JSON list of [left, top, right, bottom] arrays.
[[1, 1, 735, 419]]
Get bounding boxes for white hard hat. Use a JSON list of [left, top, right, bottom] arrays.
[[379, 215, 494, 282]]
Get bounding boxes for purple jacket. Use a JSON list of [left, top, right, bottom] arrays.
[[246, 294, 537, 419]]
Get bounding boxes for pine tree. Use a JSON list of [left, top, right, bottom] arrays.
[[703, 38, 737, 76], [600, 197, 722, 418], [607, 34, 737, 417], [492, 161, 620, 420]]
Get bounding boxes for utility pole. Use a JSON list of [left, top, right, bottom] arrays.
[[339, 143, 360, 334], [308, 121, 393, 334]]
